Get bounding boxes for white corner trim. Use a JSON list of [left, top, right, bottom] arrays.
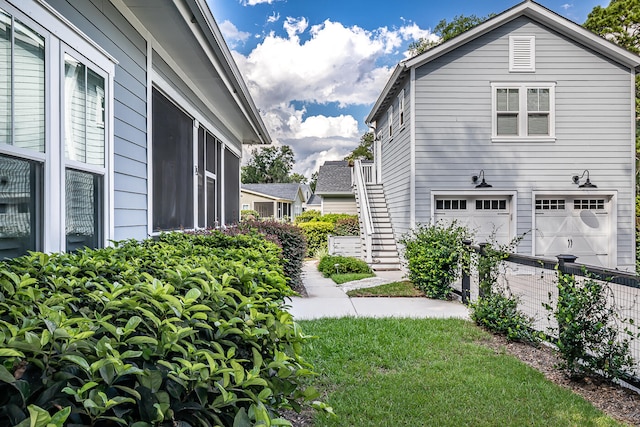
[[409, 67, 416, 229]]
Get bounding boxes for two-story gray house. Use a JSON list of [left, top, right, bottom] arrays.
[[0, 0, 270, 258], [364, 0, 640, 270]]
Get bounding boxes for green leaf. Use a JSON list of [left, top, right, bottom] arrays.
[[61, 355, 90, 372], [233, 408, 252, 427], [0, 348, 24, 357], [126, 336, 158, 346], [48, 407, 71, 427], [27, 404, 51, 427], [0, 364, 16, 383]]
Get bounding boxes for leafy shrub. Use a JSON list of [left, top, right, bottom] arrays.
[[294, 210, 322, 224], [318, 255, 371, 277], [470, 292, 540, 343], [240, 209, 260, 221], [235, 220, 307, 292], [297, 222, 334, 256], [544, 271, 635, 380], [0, 232, 320, 426], [318, 214, 356, 224], [333, 217, 360, 236], [400, 222, 471, 299]]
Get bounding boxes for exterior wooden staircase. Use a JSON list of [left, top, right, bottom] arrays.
[[352, 160, 402, 271]]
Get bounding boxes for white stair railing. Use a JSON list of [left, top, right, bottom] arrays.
[[353, 159, 374, 263]]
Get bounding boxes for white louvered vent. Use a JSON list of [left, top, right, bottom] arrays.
[[509, 36, 535, 72]]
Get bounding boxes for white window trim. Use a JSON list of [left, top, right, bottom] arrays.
[[491, 82, 556, 142], [387, 106, 393, 139], [531, 190, 617, 266], [509, 35, 535, 73], [1, 1, 115, 254], [398, 89, 405, 128]]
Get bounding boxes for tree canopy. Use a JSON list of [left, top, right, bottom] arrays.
[[344, 132, 374, 162], [408, 14, 489, 56], [241, 145, 298, 184], [584, 0, 640, 54]]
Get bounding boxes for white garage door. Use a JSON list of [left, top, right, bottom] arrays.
[[434, 196, 512, 245], [535, 197, 611, 267]]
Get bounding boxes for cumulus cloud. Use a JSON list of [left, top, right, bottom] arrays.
[[231, 18, 434, 176], [218, 20, 251, 47]]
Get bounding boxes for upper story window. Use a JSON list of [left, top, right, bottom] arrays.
[[491, 82, 555, 142], [509, 35, 535, 72], [398, 89, 405, 127], [388, 106, 393, 138]]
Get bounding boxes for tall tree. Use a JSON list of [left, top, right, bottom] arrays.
[[584, 0, 640, 189], [289, 173, 307, 184], [344, 131, 374, 162], [241, 145, 295, 184], [408, 14, 489, 56], [309, 171, 318, 193]]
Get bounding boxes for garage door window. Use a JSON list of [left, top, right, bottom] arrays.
[[436, 199, 467, 210], [536, 199, 565, 210], [476, 199, 507, 210], [574, 199, 605, 210]]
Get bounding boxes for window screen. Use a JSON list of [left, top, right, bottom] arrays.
[[224, 148, 240, 225], [65, 168, 102, 252], [152, 88, 193, 231]]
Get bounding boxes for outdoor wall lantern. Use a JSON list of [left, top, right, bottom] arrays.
[[572, 170, 597, 188], [472, 170, 492, 188]]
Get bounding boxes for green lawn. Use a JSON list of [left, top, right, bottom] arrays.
[[330, 272, 375, 284], [299, 318, 624, 427], [346, 280, 424, 297]]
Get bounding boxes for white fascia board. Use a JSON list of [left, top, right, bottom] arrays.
[[241, 189, 293, 202], [365, 64, 406, 124], [405, 1, 640, 70], [184, 0, 271, 145]]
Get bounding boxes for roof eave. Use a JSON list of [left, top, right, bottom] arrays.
[[188, 0, 271, 145], [365, 63, 407, 125]]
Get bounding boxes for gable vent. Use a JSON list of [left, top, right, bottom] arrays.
[[509, 36, 535, 72]]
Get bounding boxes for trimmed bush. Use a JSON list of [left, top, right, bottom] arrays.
[[0, 232, 318, 427], [240, 209, 260, 221], [294, 210, 322, 224], [333, 217, 360, 236], [400, 222, 471, 299], [234, 220, 307, 292], [470, 292, 540, 343], [318, 255, 371, 277], [297, 222, 334, 256]]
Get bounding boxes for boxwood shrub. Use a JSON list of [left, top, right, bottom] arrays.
[[0, 231, 319, 427], [318, 255, 371, 277], [297, 222, 334, 256]]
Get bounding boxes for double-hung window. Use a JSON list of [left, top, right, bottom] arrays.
[[388, 106, 393, 139], [491, 82, 555, 142], [0, 3, 113, 258], [398, 89, 405, 127]]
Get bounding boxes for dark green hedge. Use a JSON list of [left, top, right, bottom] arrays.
[[0, 231, 318, 427], [318, 255, 371, 277]]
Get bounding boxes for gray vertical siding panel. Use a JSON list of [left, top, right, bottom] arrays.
[[400, 17, 634, 266], [48, 0, 149, 241], [380, 80, 412, 238]]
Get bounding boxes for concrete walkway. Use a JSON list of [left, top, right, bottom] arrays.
[[287, 260, 470, 320]]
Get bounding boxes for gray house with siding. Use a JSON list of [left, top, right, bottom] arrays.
[[315, 161, 358, 215], [364, 0, 640, 270], [0, 0, 269, 258]]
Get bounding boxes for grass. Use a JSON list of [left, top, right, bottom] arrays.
[[299, 318, 624, 427], [330, 272, 375, 284], [346, 280, 424, 297]]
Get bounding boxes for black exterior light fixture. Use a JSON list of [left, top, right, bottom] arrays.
[[472, 169, 492, 188], [572, 170, 597, 188]]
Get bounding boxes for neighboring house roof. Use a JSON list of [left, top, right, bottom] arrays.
[[242, 183, 302, 201], [315, 161, 353, 195], [120, 0, 270, 146], [306, 194, 321, 206], [366, 0, 640, 124]]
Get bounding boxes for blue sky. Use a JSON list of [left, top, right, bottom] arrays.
[[208, 0, 608, 177]]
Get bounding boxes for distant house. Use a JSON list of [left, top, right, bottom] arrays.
[[0, 0, 269, 258], [363, 0, 640, 269], [305, 194, 322, 212], [314, 161, 357, 215], [241, 183, 304, 221]]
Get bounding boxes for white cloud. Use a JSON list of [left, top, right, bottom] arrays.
[[231, 18, 434, 176], [283, 17, 309, 39], [267, 12, 280, 23], [218, 20, 250, 47], [561, 3, 574, 11]]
